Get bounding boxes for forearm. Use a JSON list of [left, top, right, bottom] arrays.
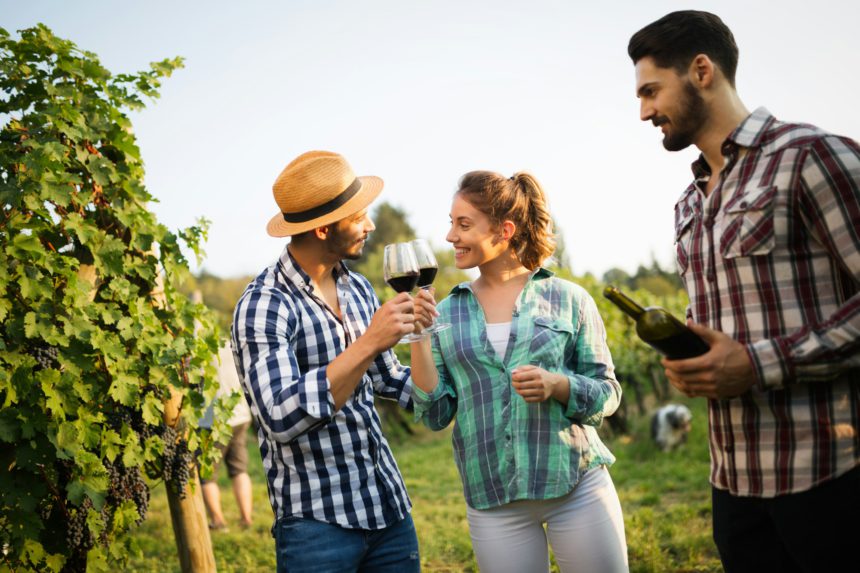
[[409, 337, 439, 394], [409, 338, 457, 430], [327, 335, 381, 410], [749, 296, 860, 389], [550, 372, 570, 406]]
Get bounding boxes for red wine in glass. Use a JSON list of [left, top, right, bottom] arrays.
[[417, 267, 437, 288], [383, 242, 424, 343], [410, 239, 450, 334], [388, 272, 420, 293]]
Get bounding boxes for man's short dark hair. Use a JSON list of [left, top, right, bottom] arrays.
[[628, 10, 739, 86]]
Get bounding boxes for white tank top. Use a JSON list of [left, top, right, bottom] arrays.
[[485, 321, 512, 359]]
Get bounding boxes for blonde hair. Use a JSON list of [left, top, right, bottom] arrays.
[[456, 170, 556, 270]]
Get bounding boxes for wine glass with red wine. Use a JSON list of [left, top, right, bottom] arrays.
[[410, 239, 450, 334], [383, 242, 424, 342]]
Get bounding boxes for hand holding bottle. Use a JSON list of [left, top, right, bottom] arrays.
[[661, 321, 756, 399]]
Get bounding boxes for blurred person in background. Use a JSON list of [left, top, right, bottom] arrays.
[[199, 343, 254, 531]]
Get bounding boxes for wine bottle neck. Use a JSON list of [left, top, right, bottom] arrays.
[[604, 286, 645, 319]]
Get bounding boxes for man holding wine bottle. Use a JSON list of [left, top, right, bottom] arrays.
[[629, 11, 860, 573], [231, 150, 435, 572]]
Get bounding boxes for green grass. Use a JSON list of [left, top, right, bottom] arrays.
[[127, 398, 721, 572]]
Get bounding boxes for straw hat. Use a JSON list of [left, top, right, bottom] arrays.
[[266, 150, 384, 237]]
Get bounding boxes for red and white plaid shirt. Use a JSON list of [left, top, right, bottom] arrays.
[[675, 107, 860, 497]]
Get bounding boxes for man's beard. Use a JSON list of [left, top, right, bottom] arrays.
[[660, 80, 707, 152], [327, 225, 365, 261]]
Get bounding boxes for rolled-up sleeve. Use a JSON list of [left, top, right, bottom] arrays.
[[413, 335, 458, 430], [750, 135, 860, 389], [564, 293, 622, 426], [369, 348, 414, 410], [232, 285, 334, 443]]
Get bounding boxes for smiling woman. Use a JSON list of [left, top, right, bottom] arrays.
[[409, 169, 629, 573]]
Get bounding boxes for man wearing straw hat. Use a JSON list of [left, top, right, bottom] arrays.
[[232, 151, 431, 572]]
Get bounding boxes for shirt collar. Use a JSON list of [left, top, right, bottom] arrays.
[[277, 244, 351, 291], [449, 266, 554, 295], [689, 106, 776, 180]]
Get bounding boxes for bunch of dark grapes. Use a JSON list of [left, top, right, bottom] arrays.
[[65, 498, 94, 552], [29, 345, 58, 371], [161, 425, 193, 499], [104, 458, 149, 525], [106, 404, 155, 440]]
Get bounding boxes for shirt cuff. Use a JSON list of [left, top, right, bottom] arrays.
[[564, 375, 592, 421], [747, 339, 791, 390], [411, 381, 448, 420], [303, 366, 335, 420]]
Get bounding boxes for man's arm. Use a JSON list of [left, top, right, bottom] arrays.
[[664, 135, 860, 397], [747, 135, 860, 389], [328, 292, 415, 408], [233, 286, 415, 443]]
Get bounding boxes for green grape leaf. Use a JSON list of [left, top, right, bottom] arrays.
[[108, 374, 139, 406]]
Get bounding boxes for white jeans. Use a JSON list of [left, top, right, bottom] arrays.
[[466, 466, 628, 573]]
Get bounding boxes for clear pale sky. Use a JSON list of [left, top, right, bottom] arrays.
[[3, 1, 859, 278]]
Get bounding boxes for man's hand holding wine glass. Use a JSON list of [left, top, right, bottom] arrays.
[[661, 321, 756, 399], [364, 293, 417, 351]]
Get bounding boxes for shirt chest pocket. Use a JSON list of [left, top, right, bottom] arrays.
[[528, 316, 575, 370], [719, 186, 777, 259], [674, 211, 696, 274]]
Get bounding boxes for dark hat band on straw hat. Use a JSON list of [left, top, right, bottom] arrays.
[[282, 177, 361, 223]]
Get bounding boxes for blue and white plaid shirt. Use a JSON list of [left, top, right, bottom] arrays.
[[231, 245, 413, 530]]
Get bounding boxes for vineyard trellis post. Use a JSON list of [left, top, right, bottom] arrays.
[[152, 276, 216, 573]]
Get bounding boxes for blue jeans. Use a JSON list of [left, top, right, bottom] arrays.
[[274, 513, 420, 573]]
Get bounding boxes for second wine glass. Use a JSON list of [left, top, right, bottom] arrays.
[[410, 239, 451, 334]]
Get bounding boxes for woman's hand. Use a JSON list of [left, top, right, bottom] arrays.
[[412, 287, 439, 333], [511, 365, 569, 404]]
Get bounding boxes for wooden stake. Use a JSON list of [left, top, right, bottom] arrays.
[[150, 268, 217, 573]]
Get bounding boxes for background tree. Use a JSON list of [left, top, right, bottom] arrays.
[[180, 271, 252, 333], [0, 25, 229, 572], [550, 216, 572, 272]]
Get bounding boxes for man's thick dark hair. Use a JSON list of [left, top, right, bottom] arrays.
[[628, 10, 739, 86]]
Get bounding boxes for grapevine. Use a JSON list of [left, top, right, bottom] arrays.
[[0, 25, 228, 572]]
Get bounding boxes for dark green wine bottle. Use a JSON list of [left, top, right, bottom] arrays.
[[603, 286, 709, 359]]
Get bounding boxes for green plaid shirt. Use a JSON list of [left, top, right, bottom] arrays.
[[413, 268, 621, 509]]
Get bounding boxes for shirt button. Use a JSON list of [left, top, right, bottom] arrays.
[[506, 435, 511, 441], [738, 201, 748, 209]]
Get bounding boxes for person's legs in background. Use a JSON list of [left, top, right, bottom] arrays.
[[225, 422, 253, 528], [231, 471, 253, 528], [202, 479, 228, 530]]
